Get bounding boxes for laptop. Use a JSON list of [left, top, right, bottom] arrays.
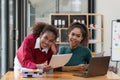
[[95, 51, 105, 57], [73, 56, 110, 78]]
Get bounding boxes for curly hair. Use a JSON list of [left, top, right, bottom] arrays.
[[32, 22, 48, 36], [32, 22, 58, 39], [68, 22, 89, 47]]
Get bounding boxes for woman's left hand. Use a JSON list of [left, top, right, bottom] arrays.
[[51, 43, 58, 54]]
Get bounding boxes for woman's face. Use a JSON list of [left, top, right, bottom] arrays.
[[40, 31, 56, 49], [68, 28, 83, 49]]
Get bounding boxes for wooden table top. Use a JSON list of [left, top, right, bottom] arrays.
[[1, 71, 120, 80]]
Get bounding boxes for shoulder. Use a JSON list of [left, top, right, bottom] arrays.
[[60, 46, 69, 49], [78, 46, 92, 58], [23, 34, 37, 45], [78, 46, 91, 53], [24, 34, 36, 42], [59, 46, 71, 54]]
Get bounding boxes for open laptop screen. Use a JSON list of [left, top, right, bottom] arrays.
[[73, 56, 110, 78]]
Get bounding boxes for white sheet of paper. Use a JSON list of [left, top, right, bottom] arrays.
[[49, 54, 72, 68]]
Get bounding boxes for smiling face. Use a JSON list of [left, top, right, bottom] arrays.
[[68, 28, 83, 49], [40, 31, 56, 49]]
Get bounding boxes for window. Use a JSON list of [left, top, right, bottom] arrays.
[[27, 0, 89, 34]]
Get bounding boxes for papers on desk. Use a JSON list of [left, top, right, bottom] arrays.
[[49, 54, 72, 68]]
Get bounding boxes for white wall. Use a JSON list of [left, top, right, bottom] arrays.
[[96, 0, 120, 75]]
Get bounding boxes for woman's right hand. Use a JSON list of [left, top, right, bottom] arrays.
[[36, 64, 44, 69], [77, 64, 88, 72], [43, 65, 52, 72], [37, 64, 52, 72]]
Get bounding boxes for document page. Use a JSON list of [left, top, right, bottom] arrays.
[[49, 54, 72, 68]]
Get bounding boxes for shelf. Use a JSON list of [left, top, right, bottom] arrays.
[[89, 40, 99, 43], [50, 13, 104, 53]]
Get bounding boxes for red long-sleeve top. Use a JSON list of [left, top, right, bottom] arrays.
[[16, 34, 54, 69]]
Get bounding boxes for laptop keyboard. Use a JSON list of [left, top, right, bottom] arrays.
[[73, 71, 88, 77]]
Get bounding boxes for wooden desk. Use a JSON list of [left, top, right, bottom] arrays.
[[1, 71, 120, 80]]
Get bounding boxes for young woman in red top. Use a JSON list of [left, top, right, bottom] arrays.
[[14, 22, 58, 72]]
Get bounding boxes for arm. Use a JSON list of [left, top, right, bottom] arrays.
[[17, 37, 37, 69], [62, 66, 80, 71], [36, 60, 53, 72], [62, 64, 87, 72], [59, 47, 90, 72]]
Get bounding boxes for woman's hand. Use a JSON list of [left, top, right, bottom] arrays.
[[51, 42, 58, 54], [36, 64, 52, 72], [43, 65, 52, 72], [36, 64, 44, 69], [77, 64, 88, 72]]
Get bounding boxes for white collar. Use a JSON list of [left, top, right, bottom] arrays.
[[34, 37, 49, 53]]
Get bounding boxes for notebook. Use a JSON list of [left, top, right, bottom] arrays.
[[73, 56, 110, 78], [49, 54, 72, 68]]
